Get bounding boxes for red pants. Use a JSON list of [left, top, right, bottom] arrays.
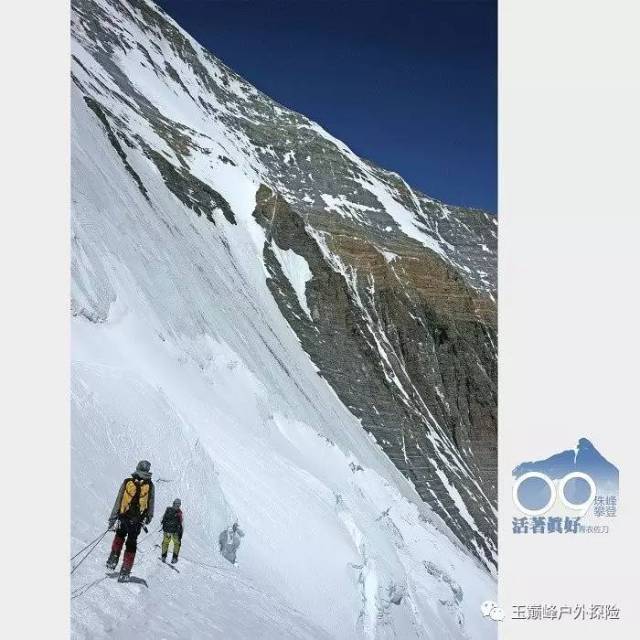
[[111, 518, 142, 571]]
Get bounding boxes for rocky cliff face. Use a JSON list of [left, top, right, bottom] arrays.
[[71, 0, 497, 567], [254, 186, 497, 566]]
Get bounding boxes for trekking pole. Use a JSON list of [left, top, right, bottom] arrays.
[[70, 529, 110, 575]]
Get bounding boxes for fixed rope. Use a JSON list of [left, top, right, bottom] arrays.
[[71, 529, 160, 600], [70, 529, 110, 575], [70, 529, 111, 562]]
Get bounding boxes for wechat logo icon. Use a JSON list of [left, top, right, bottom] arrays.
[[481, 600, 505, 622]]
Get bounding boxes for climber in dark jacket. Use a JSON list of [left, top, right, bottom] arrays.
[[106, 460, 155, 581], [161, 498, 184, 564]]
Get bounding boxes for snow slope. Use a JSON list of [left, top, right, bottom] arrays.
[[71, 1, 496, 637], [71, 0, 498, 567]]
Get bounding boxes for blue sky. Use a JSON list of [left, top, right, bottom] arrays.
[[156, 0, 496, 212]]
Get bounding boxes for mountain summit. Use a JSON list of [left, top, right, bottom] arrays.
[[513, 438, 619, 491], [71, 1, 497, 637]]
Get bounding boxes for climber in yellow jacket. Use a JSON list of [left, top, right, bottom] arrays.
[[105, 460, 155, 582]]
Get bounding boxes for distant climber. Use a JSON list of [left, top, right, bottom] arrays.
[[105, 460, 155, 582], [219, 522, 244, 565], [161, 498, 184, 564]]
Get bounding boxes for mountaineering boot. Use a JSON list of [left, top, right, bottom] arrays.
[[171, 553, 179, 564], [118, 568, 130, 583], [161, 553, 167, 563], [106, 551, 119, 570]]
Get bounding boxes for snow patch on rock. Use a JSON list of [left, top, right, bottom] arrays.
[[271, 241, 313, 319]]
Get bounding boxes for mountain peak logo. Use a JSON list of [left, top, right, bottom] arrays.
[[512, 438, 618, 535]]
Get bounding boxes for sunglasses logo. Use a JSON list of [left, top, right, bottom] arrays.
[[512, 471, 596, 516]]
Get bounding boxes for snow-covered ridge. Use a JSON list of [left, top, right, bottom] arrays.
[[71, 1, 496, 638]]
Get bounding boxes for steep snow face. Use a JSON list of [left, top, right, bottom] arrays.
[[71, 0, 498, 567], [70, 81, 494, 640], [71, 1, 497, 637]]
